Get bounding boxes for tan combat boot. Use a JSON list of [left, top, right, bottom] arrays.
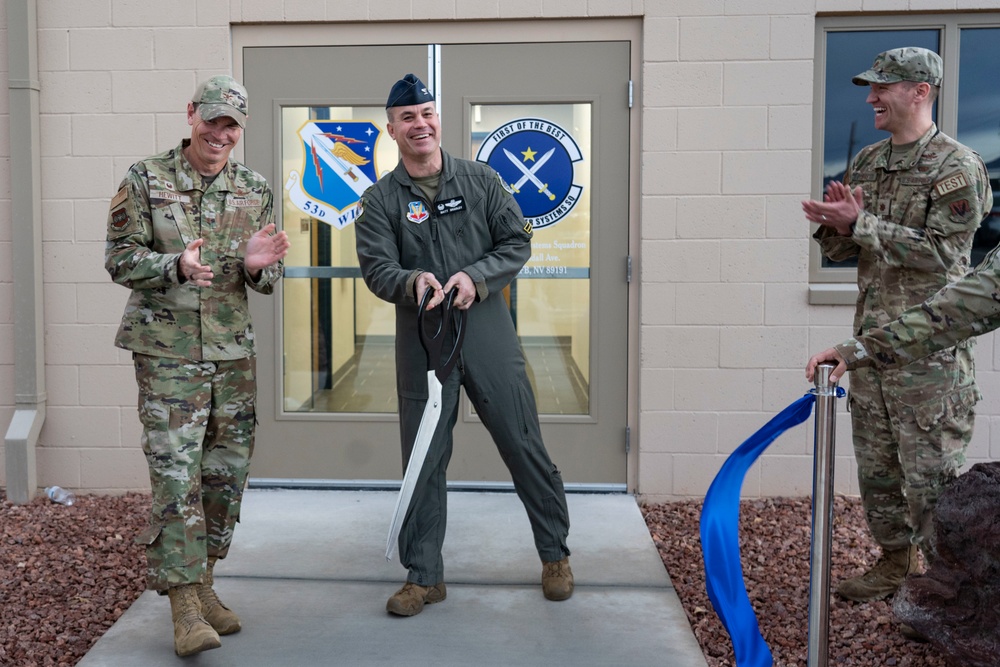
[[386, 581, 447, 617], [167, 584, 221, 657], [835, 545, 920, 602], [196, 557, 241, 635], [542, 557, 574, 601]]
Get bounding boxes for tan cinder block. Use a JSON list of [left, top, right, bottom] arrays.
[[113, 0, 197, 26], [40, 114, 71, 157], [677, 195, 766, 239], [77, 283, 129, 325], [675, 369, 764, 411], [808, 324, 856, 350], [0, 331, 11, 369], [816, 0, 861, 8], [676, 283, 763, 325], [40, 71, 113, 114], [72, 114, 156, 157], [38, 1, 111, 29], [76, 199, 116, 242], [196, 0, 232, 26], [641, 411, 719, 454], [861, 0, 908, 9], [370, 0, 412, 21], [154, 28, 230, 70], [641, 325, 721, 368], [637, 451, 674, 499], [759, 455, 814, 495], [764, 368, 814, 414], [640, 196, 678, 240], [640, 368, 675, 411], [324, 0, 368, 20], [641, 239, 720, 282], [641, 107, 678, 153], [43, 283, 77, 324], [81, 447, 149, 490], [723, 60, 813, 106], [678, 106, 767, 151], [35, 446, 82, 489], [70, 29, 154, 71], [285, 0, 321, 21], [42, 157, 114, 199], [644, 62, 723, 107], [236, 0, 285, 22], [965, 421, 990, 461], [41, 199, 74, 242], [45, 364, 80, 407], [722, 149, 811, 195], [80, 365, 136, 407], [112, 70, 195, 113], [42, 406, 124, 448], [768, 105, 811, 150], [643, 17, 679, 62], [643, 151, 721, 196], [45, 324, 122, 365], [43, 241, 108, 284], [725, 0, 812, 13], [721, 325, 809, 369], [415, 0, 458, 19], [646, 0, 724, 16], [770, 15, 814, 60], [154, 112, 189, 154], [0, 243, 10, 281], [498, 0, 541, 18], [719, 412, 802, 456], [587, 0, 636, 15], [679, 16, 770, 61], [764, 194, 810, 239], [38, 29, 70, 71], [640, 282, 676, 326], [764, 283, 809, 326], [679, 453, 756, 497], [721, 239, 808, 283]]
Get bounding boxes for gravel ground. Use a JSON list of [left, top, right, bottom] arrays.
[[643, 495, 949, 667], [1, 490, 948, 666]]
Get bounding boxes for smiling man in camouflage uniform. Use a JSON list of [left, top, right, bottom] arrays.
[[105, 75, 289, 657], [801, 47, 992, 607]]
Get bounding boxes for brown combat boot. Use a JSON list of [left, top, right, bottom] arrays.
[[386, 581, 447, 617], [835, 545, 920, 602], [196, 557, 241, 635], [167, 584, 221, 657], [542, 557, 574, 601]]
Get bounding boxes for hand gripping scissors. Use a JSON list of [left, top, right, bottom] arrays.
[[385, 287, 467, 561]]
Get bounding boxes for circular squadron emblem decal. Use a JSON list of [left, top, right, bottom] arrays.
[[475, 118, 583, 230]]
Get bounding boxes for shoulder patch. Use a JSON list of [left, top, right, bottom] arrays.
[[110, 185, 128, 209], [934, 171, 970, 198]]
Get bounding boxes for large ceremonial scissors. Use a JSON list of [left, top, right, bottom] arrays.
[[385, 287, 467, 561]]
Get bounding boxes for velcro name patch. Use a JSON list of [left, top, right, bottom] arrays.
[[150, 190, 191, 203], [934, 172, 970, 198]]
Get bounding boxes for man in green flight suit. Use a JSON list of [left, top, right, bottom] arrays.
[[105, 75, 289, 657], [355, 73, 573, 616]]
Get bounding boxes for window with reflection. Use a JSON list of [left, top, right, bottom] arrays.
[[816, 17, 1000, 275]]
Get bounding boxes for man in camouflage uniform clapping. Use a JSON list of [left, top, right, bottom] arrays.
[[105, 75, 289, 657], [802, 47, 992, 610]]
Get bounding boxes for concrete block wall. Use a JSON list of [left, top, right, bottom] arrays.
[[1, 0, 999, 498]]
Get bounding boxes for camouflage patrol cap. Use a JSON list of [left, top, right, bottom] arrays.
[[852, 47, 943, 87], [386, 73, 435, 108], [192, 75, 248, 128]]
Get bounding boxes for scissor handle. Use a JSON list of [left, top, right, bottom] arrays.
[[417, 287, 467, 384]]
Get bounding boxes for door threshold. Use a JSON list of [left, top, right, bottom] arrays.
[[249, 477, 626, 494]]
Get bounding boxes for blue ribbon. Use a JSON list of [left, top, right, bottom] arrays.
[[699, 393, 818, 667]]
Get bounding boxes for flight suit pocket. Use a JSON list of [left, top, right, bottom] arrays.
[[134, 523, 163, 547], [912, 384, 979, 432]]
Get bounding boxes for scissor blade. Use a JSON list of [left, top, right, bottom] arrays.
[[386, 371, 444, 561]]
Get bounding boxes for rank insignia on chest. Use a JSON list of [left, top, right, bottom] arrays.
[[406, 201, 429, 224]]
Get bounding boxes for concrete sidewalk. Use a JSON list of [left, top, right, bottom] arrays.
[[77, 489, 708, 666]]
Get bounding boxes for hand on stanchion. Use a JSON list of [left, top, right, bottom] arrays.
[[806, 349, 847, 384]]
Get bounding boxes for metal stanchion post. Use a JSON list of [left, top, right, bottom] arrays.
[[808, 362, 839, 667]]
